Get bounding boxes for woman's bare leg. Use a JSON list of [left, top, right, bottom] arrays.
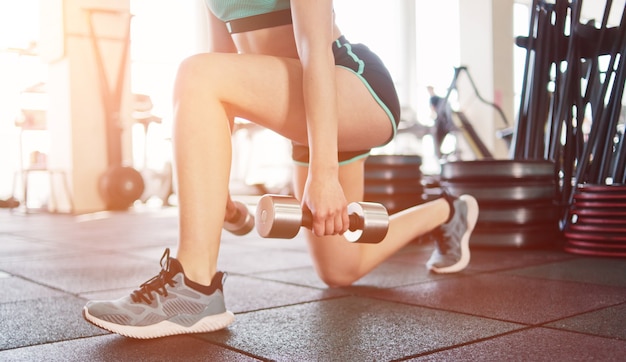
[[171, 52, 392, 285], [293, 161, 451, 287]]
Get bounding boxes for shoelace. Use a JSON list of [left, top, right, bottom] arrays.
[[130, 248, 177, 304]]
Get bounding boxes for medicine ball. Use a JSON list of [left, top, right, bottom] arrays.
[[99, 165, 145, 210]]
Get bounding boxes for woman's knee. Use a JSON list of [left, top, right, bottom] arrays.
[[309, 240, 363, 287], [173, 53, 222, 100], [316, 267, 360, 288]]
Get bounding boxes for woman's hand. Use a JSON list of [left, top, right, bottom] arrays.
[[302, 169, 350, 237]]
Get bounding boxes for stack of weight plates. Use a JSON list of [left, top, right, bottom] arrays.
[[564, 184, 626, 257], [440, 160, 561, 248], [364, 155, 423, 214]]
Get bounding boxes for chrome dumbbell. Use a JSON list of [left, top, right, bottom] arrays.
[[223, 200, 254, 235], [255, 194, 389, 243]]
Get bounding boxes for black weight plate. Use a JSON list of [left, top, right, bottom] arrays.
[[363, 196, 423, 214], [441, 160, 555, 181], [441, 181, 556, 202], [364, 181, 423, 195], [364, 168, 422, 181], [470, 226, 562, 248], [364, 194, 422, 204], [478, 204, 560, 224], [474, 222, 560, 233], [365, 155, 422, 166]]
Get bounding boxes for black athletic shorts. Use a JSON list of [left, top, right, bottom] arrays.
[[292, 35, 401, 165]]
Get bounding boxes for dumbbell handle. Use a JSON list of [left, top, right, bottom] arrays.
[[301, 210, 364, 232]]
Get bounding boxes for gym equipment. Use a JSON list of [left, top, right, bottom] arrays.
[[364, 155, 423, 214], [441, 160, 554, 181], [223, 200, 255, 235], [435, 66, 512, 160], [255, 194, 389, 243], [440, 159, 559, 248], [98, 165, 145, 210], [564, 183, 626, 257], [511, 0, 625, 235], [87, 8, 145, 210]]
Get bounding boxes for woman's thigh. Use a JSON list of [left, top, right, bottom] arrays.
[[175, 52, 393, 151]]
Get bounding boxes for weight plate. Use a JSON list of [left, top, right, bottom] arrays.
[[470, 226, 562, 248], [565, 240, 626, 250], [577, 184, 626, 193], [364, 195, 423, 214], [564, 230, 626, 242], [568, 223, 626, 234], [365, 155, 422, 166], [478, 204, 560, 224], [441, 181, 556, 202], [364, 181, 423, 195], [573, 192, 626, 201], [364, 168, 422, 180], [572, 200, 626, 208], [564, 244, 626, 257], [568, 215, 626, 225], [441, 160, 555, 181], [569, 207, 626, 217]]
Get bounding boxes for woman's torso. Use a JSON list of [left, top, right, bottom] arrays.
[[206, 0, 341, 58]]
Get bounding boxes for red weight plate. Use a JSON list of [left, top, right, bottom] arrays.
[[564, 230, 626, 242], [569, 215, 626, 225], [569, 208, 626, 217], [566, 239, 626, 250], [574, 192, 626, 201], [568, 223, 626, 234], [577, 184, 626, 193], [564, 245, 626, 257], [572, 200, 626, 208]]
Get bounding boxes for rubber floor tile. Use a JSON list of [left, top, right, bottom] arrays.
[[406, 327, 626, 361], [546, 303, 626, 340], [0, 333, 262, 362], [354, 273, 626, 325], [0, 252, 161, 294], [1, 296, 106, 350], [199, 296, 522, 361], [504, 257, 626, 287]]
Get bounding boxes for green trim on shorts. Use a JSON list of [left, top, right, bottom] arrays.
[[336, 65, 398, 142], [293, 151, 370, 167]]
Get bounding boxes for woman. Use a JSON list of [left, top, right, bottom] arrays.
[[83, 0, 478, 339]]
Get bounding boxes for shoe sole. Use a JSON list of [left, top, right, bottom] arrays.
[[431, 194, 479, 274], [83, 307, 235, 339]]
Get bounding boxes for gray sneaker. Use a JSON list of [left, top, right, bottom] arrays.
[[426, 194, 479, 273], [83, 249, 234, 339]]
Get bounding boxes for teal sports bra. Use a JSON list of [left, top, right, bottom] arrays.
[[205, 0, 291, 22]]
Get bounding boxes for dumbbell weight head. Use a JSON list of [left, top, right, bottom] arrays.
[[256, 195, 303, 239], [223, 200, 254, 236], [343, 201, 389, 243]]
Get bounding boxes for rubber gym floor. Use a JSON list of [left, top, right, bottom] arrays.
[[1, 198, 625, 361]]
